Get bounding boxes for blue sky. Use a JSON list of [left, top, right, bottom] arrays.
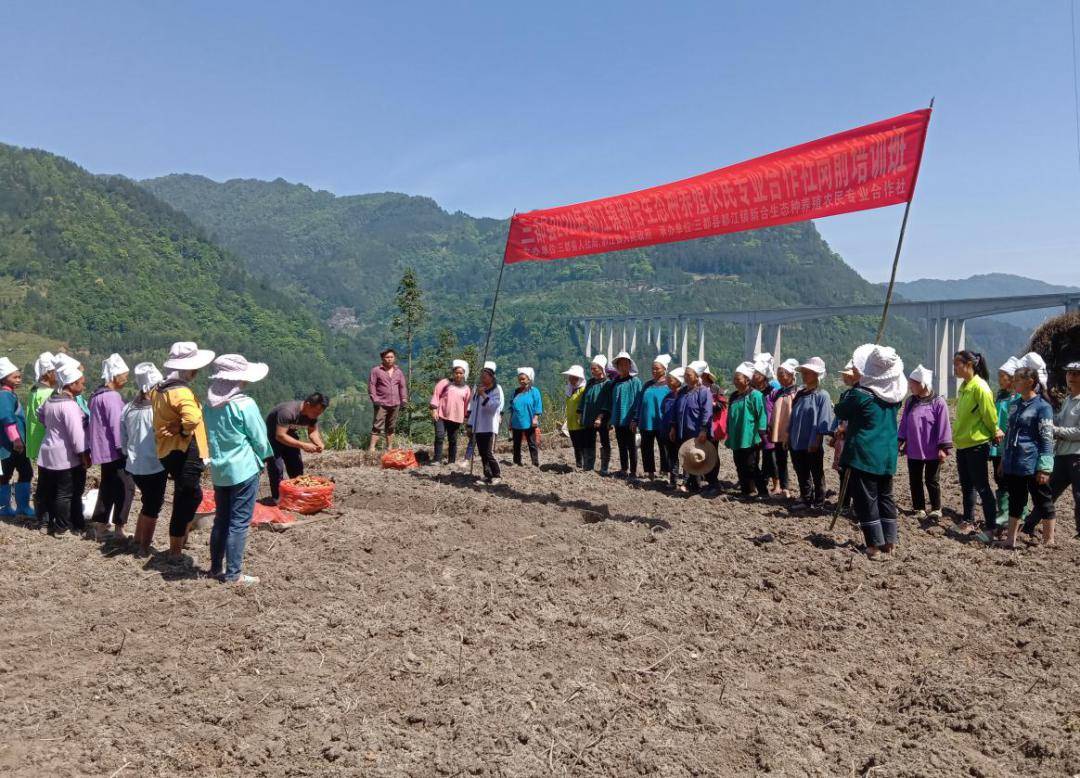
[[3, 1, 1079, 284]]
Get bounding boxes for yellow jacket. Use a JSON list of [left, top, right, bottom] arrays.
[[153, 380, 209, 459]]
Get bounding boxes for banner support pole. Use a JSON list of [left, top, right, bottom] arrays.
[[470, 212, 515, 476], [831, 98, 933, 531]]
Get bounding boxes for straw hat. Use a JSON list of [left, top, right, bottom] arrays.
[[562, 364, 586, 381], [679, 438, 718, 476], [164, 341, 216, 371], [852, 344, 906, 403], [209, 353, 270, 383]]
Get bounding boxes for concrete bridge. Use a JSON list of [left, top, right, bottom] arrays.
[[574, 292, 1080, 397]]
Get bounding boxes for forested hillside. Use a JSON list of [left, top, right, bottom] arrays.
[[0, 144, 356, 405], [141, 174, 925, 390]]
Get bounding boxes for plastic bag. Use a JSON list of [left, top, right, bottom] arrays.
[[278, 475, 335, 515], [381, 449, 419, 470], [195, 491, 297, 525]]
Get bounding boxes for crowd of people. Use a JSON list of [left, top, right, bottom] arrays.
[[414, 346, 1080, 558], [0, 343, 330, 585]]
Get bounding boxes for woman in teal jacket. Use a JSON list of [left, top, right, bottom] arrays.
[[579, 356, 613, 473], [510, 367, 543, 467], [631, 354, 672, 479], [204, 354, 274, 586], [727, 362, 768, 497], [609, 352, 643, 478]]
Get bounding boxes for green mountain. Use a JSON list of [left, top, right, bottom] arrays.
[[0, 144, 354, 405], [140, 174, 925, 389]]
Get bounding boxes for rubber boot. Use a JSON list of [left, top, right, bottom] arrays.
[[13, 482, 35, 518], [994, 490, 1009, 530], [0, 485, 14, 518]]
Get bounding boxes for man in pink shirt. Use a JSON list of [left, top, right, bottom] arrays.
[[368, 348, 408, 452]]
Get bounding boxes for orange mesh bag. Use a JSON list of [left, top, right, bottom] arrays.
[[278, 475, 335, 515], [251, 503, 296, 526], [381, 449, 419, 470]]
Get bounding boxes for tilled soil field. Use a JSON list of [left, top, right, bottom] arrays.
[[1, 443, 1078, 777]]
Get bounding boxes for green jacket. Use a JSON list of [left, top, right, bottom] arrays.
[[954, 376, 999, 450], [579, 378, 612, 427], [989, 392, 1016, 458], [609, 375, 643, 428], [835, 386, 899, 476], [565, 385, 586, 432], [25, 385, 54, 461], [725, 389, 767, 450]]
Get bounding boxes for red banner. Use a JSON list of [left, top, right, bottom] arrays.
[[504, 109, 931, 264]]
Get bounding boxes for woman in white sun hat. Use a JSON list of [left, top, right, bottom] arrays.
[[630, 354, 672, 480], [788, 357, 833, 511], [204, 354, 273, 585], [154, 341, 216, 561], [122, 362, 167, 556], [562, 364, 588, 469], [430, 359, 472, 466], [579, 354, 613, 474], [835, 344, 906, 559], [88, 353, 134, 540], [609, 351, 643, 479]]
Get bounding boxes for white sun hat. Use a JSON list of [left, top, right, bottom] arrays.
[[101, 353, 130, 382], [852, 343, 906, 403], [591, 354, 608, 370], [163, 341, 216, 371], [0, 357, 18, 380], [209, 353, 270, 383], [133, 362, 163, 393], [799, 357, 827, 376], [998, 355, 1022, 376], [56, 362, 83, 387], [34, 351, 56, 381], [669, 367, 686, 384], [1019, 352, 1048, 386], [562, 364, 586, 381], [909, 364, 933, 391], [612, 351, 639, 376], [516, 367, 535, 382], [653, 354, 672, 370], [451, 359, 470, 379], [778, 358, 800, 376], [734, 361, 756, 379]]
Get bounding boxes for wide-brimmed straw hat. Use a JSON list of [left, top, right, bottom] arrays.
[[852, 343, 906, 403], [679, 438, 718, 476], [209, 353, 269, 383], [164, 341, 216, 371]]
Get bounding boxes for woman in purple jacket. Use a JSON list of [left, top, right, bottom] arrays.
[[88, 354, 134, 540], [897, 365, 952, 519], [669, 364, 713, 493], [37, 363, 91, 536]]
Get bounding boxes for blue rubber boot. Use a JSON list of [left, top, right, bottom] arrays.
[[14, 482, 35, 518], [0, 485, 13, 517]]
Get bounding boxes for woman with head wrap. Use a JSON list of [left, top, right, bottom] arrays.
[[122, 363, 167, 556], [609, 352, 643, 479], [788, 358, 833, 511], [763, 357, 799, 497], [24, 352, 56, 466], [561, 365, 588, 469], [897, 365, 952, 522], [1000, 366, 1056, 548], [952, 350, 1002, 535], [0, 358, 34, 519], [52, 354, 90, 416], [88, 354, 134, 539], [687, 361, 725, 492], [727, 362, 769, 498], [204, 354, 273, 584], [154, 341, 215, 562], [631, 354, 672, 480], [468, 363, 504, 485], [1048, 361, 1080, 538], [430, 360, 472, 466], [658, 367, 684, 488], [988, 356, 1022, 530], [510, 367, 543, 467], [670, 364, 713, 493], [579, 355, 614, 474], [36, 362, 90, 536], [835, 345, 906, 559]]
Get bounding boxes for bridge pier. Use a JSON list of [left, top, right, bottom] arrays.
[[744, 322, 763, 361]]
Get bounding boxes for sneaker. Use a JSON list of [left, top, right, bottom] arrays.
[[928, 509, 943, 519], [227, 574, 260, 586], [913, 509, 928, 519], [489, 478, 503, 486]]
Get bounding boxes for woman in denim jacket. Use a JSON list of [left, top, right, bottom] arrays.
[[1000, 367, 1056, 548]]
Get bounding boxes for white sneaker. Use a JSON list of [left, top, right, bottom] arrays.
[[489, 478, 503, 486], [228, 574, 260, 586], [928, 509, 943, 519], [913, 510, 927, 519]]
